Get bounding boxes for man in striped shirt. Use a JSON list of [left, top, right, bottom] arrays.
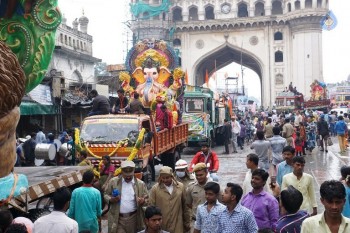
[[276, 185, 308, 233]]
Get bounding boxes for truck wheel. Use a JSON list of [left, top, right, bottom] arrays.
[[27, 209, 51, 222], [142, 164, 153, 190]]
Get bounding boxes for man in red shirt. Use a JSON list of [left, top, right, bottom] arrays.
[[157, 104, 173, 130], [188, 143, 219, 181]]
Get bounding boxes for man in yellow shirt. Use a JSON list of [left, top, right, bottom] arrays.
[[301, 180, 350, 233], [281, 156, 317, 216]]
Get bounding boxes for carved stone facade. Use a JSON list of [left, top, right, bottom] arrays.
[[48, 14, 101, 89], [130, 0, 328, 107]]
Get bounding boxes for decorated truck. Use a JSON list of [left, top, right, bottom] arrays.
[[77, 39, 188, 183], [275, 80, 330, 112], [183, 85, 231, 147]]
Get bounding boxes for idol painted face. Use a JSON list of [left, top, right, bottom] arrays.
[[143, 67, 158, 80]]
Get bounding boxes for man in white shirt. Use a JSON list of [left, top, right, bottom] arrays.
[[281, 156, 317, 216], [104, 160, 149, 233], [35, 127, 46, 144], [294, 111, 303, 128], [33, 187, 78, 233], [231, 117, 241, 153]]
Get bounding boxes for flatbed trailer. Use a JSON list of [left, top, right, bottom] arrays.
[[7, 166, 89, 218]]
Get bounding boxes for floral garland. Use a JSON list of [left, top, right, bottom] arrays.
[[114, 128, 146, 176], [86, 139, 129, 159]]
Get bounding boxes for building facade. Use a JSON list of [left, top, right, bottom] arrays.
[[130, 0, 328, 107], [18, 13, 102, 136]]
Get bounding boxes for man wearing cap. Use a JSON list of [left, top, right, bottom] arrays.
[[175, 159, 195, 188], [104, 160, 148, 233], [189, 143, 219, 182], [149, 166, 191, 233], [186, 163, 219, 232]]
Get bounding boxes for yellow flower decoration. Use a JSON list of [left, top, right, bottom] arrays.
[[173, 67, 184, 80], [114, 128, 146, 176]]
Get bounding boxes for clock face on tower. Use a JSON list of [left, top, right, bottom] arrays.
[[221, 3, 231, 14]]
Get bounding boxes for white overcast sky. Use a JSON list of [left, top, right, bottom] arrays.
[[58, 0, 350, 100]]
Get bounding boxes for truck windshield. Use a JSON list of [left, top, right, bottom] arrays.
[[185, 98, 204, 113], [80, 119, 139, 143]]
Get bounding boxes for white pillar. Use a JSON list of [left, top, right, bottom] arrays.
[[265, 0, 272, 16], [232, 0, 238, 18], [183, 3, 189, 22], [249, 2, 254, 17], [301, 0, 305, 9], [312, 0, 317, 8]]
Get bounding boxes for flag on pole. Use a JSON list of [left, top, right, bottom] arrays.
[[205, 69, 209, 85], [185, 70, 189, 84], [320, 10, 338, 31]]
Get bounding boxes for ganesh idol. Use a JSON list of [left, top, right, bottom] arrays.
[[133, 56, 170, 107], [121, 38, 184, 109]]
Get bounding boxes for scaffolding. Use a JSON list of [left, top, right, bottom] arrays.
[[225, 76, 244, 106]]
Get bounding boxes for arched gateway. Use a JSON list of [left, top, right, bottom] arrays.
[[129, 0, 329, 107]]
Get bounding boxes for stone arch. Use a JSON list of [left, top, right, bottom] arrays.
[[189, 5, 198, 21], [274, 31, 283, 40], [295, 0, 301, 10], [305, 0, 312, 8], [193, 43, 263, 88], [172, 7, 183, 22], [255, 2, 265, 16], [287, 2, 292, 12], [238, 2, 249, 17], [271, 0, 283, 15], [275, 50, 283, 62], [205, 4, 215, 20]]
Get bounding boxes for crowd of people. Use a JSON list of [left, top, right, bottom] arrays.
[[15, 129, 74, 167], [2, 156, 350, 233], [5, 105, 350, 233], [225, 109, 349, 157]]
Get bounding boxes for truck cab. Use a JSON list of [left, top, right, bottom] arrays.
[[79, 113, 188, 184], [183, 85, 229, 147], [79, 114, 153, 168]]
